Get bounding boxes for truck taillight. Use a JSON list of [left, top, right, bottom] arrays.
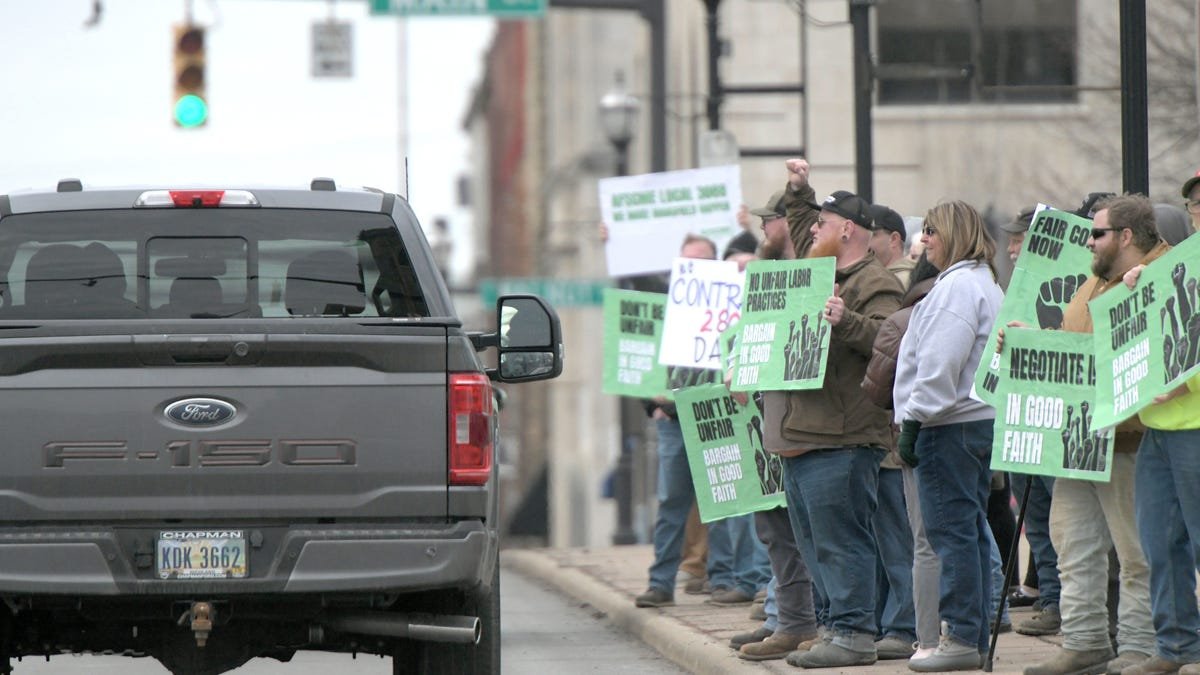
[[448, 372, 494, 486]]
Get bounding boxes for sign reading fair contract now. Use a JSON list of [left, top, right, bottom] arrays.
[[600, 165, 743, 276]]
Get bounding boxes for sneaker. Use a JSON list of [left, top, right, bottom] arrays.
[[877, 636, 917, 660], [1017, 604, 1063, 636], [706, 587, 755, 606], [740, 631, 816, 661], [1108, 651, 1152, 675], [908, 636, 982, 672], [787, 640, 877, 668], [748, 601, 767, 621], [634, 587, 674, 608], [1121, 656, 1189, 675], [729, 625, 773, 650], [1009, 585, 1041, 608], [911, 645, 938, 662], [683, 577, 710, 595], [1023, 646, 1114, 675]]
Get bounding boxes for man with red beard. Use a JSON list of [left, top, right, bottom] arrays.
[[762, 190, 904, 668]]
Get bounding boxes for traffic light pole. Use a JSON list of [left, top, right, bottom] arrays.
[[1119, 0, 1148, 195]]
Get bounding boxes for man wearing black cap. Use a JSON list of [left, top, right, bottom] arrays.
[[763, 188, 904, 668], [867, 204, 915, 289], [1002, 207, 1036, 265]]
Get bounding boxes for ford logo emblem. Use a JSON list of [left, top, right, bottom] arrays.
[[165, 398, 236, 426]]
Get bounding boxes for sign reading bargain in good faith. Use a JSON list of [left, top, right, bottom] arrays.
[[658, 257, 743, 371]]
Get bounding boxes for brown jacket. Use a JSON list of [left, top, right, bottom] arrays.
[[862, 277, 936, 410], [773, 252, 904, 455], [1061, 241, 1170, 452]]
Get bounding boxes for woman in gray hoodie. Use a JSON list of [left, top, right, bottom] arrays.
[[893, 201, 1004, 672]]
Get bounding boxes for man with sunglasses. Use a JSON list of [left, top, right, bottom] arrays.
[[1016, 194, 1165, 675]]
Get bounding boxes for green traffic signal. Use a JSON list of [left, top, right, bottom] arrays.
[[174, 94, 208, 128]]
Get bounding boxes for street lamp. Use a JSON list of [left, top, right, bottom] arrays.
[[600, 72, 642, 546], [599, 73, 640, 177]]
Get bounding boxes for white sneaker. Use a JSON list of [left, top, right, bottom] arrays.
[[911, 645, 937, 662]]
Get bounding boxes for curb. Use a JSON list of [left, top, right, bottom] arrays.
[[503, 549, 765, 675]]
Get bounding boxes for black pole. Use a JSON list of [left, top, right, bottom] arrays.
[[704, 0, 722, 131], [611, 137, 640, 546], [985, 475, 1033, 671], [642, 0, 667, 172], [849, 0, 873, 202], [1119, 0, 1148, 195]]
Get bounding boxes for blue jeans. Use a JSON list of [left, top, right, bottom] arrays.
[[915, 419, 993, 654], [647, 418, 693, 592], [875, 467, 917, 642], [1009, 471, 1061, 606], [1135, 428, 1200, 662], [764, 576, 779, 631], [783, 447, 883, 647], [708, 513, 771, 596]]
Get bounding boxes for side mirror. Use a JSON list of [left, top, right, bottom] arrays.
[[496, 294, 563, 382]]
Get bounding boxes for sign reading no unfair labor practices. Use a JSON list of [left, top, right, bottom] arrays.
[[728, 258, 836, 392], [658, 257, 744, 371], [990, 328, 1114, 482], [975, 208, 1095, 405], [675, 384, 787, 522], [602, 289, 671, 398], [599, 165, 743, 277], [1088, 234, 1200, 429]]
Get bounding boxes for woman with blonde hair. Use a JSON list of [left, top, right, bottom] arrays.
[[893, 201, 1003, 672]]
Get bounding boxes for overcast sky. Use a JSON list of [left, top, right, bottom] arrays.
[[0, 1, 493, 278]]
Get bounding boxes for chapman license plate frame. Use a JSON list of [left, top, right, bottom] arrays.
[[156, 530, 248, 580]]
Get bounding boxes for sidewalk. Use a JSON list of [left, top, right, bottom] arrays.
[[503, 545, 1063, 675]]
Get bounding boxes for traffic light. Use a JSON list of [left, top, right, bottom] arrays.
[[172, 24, 207, 128]]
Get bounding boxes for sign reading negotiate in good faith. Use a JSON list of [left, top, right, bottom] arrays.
[[975, 207, 1095, 405], [729, 258, 836, 391], [675, 384, 787, 523], [658, 258, 743, 371], [1088, 234, 1200, 429], [601, 289, 670, 398], [990, 328, 1113, 483], [599, 165, 743, 277]]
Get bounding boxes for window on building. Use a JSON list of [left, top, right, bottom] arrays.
[[875, 0, 1077, 105]]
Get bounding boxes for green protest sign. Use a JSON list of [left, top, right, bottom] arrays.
[[990, 328, 1113, 482], [1088, 235, 1200, 429], [975, 208, 1095, 404], [675, 384, 786, 522], [729, 258, 836, 391], [602, 289, 670, 398]]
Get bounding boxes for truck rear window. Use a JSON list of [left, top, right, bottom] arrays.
[[0, 209, 429, 319]]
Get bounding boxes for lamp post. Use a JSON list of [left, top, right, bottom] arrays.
[[600, 73, 642, 546]]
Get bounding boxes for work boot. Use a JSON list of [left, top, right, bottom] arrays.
[[787, 641, 877, 668], [907, 636, 982, 672], [1177, 664, 1200, 675], [683, 578, 710, 595], [1023, 646, 1115, 675], [729, 625, 772, 650], [739, 631, 815, 661], [706, 587, 754, 606], [634, 587, 674, 608], [1108, 652, 1152, 675], [1121, 656, 1189, 675], [876, 636, 917, 660], [748, 601, 767, 621], [1017, 604, 1063, 636]]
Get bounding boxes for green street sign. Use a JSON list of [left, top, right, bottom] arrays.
[[370, 0, 545, 17], [479, 278, 609, 308]]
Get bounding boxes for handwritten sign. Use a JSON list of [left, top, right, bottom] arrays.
[[658, 258, 743, 371]]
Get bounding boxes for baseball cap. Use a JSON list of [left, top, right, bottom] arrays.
[[1000, 206, 1037, 234], [723, 231, 759, 259], [1182, 170, 1200, 198], [749, 190, 787, 219], [1075, 192, 1116, 219], [867, 204, 905, 242], [808, 190, 873, 230]]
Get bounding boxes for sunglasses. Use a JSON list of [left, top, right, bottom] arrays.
[[1090, 227, 1123, 239]]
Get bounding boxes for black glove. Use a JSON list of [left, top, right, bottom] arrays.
[[898, 419, 922, 467]]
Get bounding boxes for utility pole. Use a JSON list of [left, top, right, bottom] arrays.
[[1119, 0, 1148, 195], [849, 0, 874, 201]]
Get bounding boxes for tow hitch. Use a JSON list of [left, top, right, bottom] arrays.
[[177, 601, 214, 647]]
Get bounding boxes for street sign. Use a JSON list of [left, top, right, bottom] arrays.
[[479, 278, 609, 308], [370, 0, 545, 17], [312, 21, 353, 78]]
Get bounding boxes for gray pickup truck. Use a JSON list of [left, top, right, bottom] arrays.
[[0, 179, 563, 675]]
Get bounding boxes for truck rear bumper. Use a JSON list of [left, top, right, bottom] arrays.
[[0, 521, 495, 596]]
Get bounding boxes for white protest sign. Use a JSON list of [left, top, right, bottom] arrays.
[[658, 257, 744, 370], [600, 165, 743, 277]]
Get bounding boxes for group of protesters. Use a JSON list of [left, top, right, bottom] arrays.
[[623, 159, 1200, 675]]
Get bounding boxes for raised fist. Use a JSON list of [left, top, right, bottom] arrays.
[[1035, 274, 1087, 329]]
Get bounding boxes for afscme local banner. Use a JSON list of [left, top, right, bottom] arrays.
[[990, 328, 1114, 482], [675, 384, 786, 523]]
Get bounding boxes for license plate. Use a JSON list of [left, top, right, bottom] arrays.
[[157, 530, 248, 580]]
